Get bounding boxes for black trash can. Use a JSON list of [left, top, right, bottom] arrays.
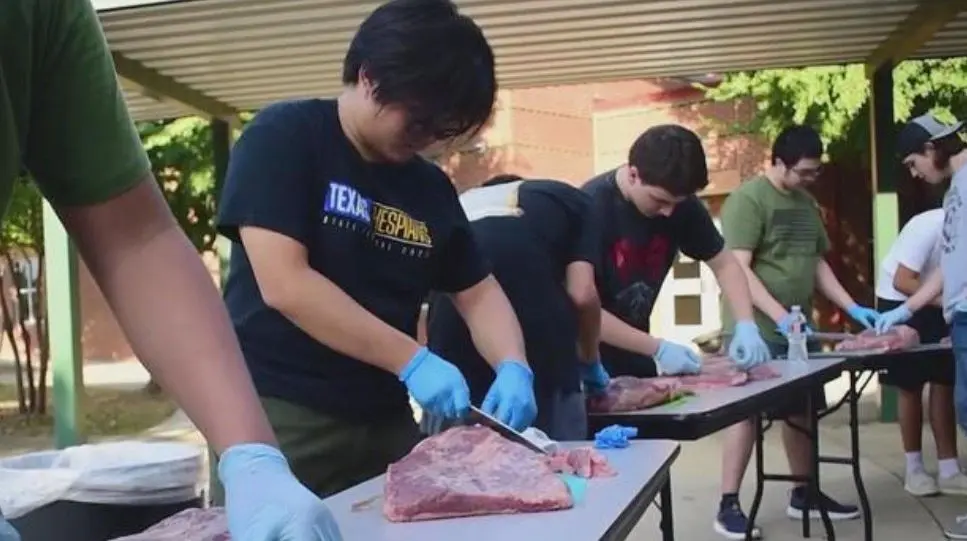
[[10, 497, 202, 541]]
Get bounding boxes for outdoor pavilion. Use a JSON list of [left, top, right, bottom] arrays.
[[47, 0, 967, 447]]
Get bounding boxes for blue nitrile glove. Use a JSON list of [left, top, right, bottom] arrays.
[[580, 360, 611, 397], [776, 313, 815, 338], [400, 347, 471, 420], [728, 320, 771, 369], [594, 425, 639, 449], [846, 303, 881, 330], [0, 516, 21, 541], [218, 443, 343, 541], [654, 340, 702, 375], [875, 304, 913, 335], [482, 359, 537, 431]]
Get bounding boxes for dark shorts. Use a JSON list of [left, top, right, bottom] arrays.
[[876, 297, 953, 391], [751, 339, 827, 420], [208, 396, 422, 505]]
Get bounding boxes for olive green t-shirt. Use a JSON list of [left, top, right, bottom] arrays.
[[0, 0, 149, 216], [720, 175, 830, 344]]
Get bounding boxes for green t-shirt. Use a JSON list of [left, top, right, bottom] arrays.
[[0, 0, 149, 215], [720, 175, 830, 344]]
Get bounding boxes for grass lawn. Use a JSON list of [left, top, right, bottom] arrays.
[[0, 383, 176, 440]]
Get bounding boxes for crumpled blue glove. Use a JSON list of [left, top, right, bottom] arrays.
[[875, 304, 913, 335], [400, 347, 471, 420], [776, 313, 814, 338], [846, 304, 881, 330], [0, 516, 21, 541], [594, 425, 639, 449], [580, 360, 611, 397], [654, 340, 702, 375], [219, 443, 343, 541], [482, 359, 537, 431], [728, 320, 771, 369]]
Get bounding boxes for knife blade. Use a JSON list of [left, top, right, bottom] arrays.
[[809, 332, 856, 342], [467, 406, 549, 455]]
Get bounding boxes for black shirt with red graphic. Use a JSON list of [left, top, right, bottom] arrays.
[[582, 169, 724, 377]]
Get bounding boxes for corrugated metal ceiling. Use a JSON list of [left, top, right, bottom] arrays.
[[95, 0, 967, 122]]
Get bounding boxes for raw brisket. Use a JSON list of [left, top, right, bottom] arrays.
[[109, 508, 228, 541], [384, 426, 573, 522], [545, 447, 616, 478], [835, 326, 920, 352], [588, 356, 782, 413]]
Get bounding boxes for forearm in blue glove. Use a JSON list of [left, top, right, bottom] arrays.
[[219, 443, 343, 541], [654, 340, 702, 375], [482, 359, 537, 431], [728, 320, 771, 369], [399, 347, 471, 420], [580, 360, 611, 396], [846, 304, 881, 330], [875, 304, 913, 335]]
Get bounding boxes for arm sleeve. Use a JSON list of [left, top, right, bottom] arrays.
[[721, 191, 763, 251], [678, 196, 726, 261], [566, 190, 599, 264], [215, 109, 314, 247], [433, 177, 492, 293], [25, 0, 151, 207], [892, 216, 934, 272]]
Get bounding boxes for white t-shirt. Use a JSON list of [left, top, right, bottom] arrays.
[[875, 208, 944, 302]]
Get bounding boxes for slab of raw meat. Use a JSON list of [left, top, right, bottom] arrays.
[[109, 508, 228, 541], [383, 426, 573, 522], [545, 447, 616, 478], [835, 326, 920, 352]]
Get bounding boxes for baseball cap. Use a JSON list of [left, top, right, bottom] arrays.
[[896, 114, 965, 158]]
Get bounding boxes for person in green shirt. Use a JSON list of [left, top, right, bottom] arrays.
[[1, 1, 340, 539], [713, 125, 879, 539]]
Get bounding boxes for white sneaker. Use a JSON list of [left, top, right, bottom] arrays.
[[945, 514, 967, 539], [905, 470, 940, 496], [940, 472, 967, 496]]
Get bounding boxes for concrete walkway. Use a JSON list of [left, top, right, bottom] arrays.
[[0, 358, 150, 390]]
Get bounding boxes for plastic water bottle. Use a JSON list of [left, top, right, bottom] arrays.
[[786, 305, 809, 362]]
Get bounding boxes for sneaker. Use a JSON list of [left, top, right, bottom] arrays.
[[945, 514, 967, 539], [905, 470, 940, 496], [714, 500, 763, 540], [786, 487, 861, 520], [940, 472, 967, 496]]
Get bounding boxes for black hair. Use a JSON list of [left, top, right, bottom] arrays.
[[482, 173, 524, 187], [628, 125, 708, 197], [771, 125, 823, 167], [928, 134, 967, 170], [342, 0, 496, 140]]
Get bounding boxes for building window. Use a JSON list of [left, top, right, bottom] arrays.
[[11, 257, 39, 324], [674, 294, 703, 326]]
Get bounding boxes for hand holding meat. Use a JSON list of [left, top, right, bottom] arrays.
[[580, 359, 611, 396], [654, 340, 702, 375], [728, 320, 771, 369], [846, 304, 881, 330], [218, 443, 343, 541], [400, 347, 472, 420], [776, 312, 814, 338], [482, 359, 538, 431], [875, 304, 913, 335]]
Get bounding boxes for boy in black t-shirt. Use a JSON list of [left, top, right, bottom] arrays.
[[212, 0, 535, 502]]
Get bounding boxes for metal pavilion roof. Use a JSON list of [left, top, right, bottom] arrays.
[[94, 0, 967, 122]]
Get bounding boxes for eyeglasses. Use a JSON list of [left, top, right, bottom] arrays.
[[790, 165, 823, 178]]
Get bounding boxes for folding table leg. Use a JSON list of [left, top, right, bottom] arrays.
[[746, 413, 766, 541], [807, 392, 836, 540], [849, 369, 873, 541], [660, 476, 674, 541]]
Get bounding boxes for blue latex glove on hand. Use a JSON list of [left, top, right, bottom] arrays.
[[875, 304, 913, 335], [219, 443, 343, 541], [728, 320, 771, 369], [654, 340, 702, 375], [846, 304, 881, 330], [0, 517, 21, 541], [776, 313, 814, 338], [580, 360, 611, 397], [400, 347, 471, 420], [482, 360, 537, 431]]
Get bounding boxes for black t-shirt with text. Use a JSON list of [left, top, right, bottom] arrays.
[[427, 180, 598, 400], [216, 99, 490, 421], [582, 169, 724, 377]]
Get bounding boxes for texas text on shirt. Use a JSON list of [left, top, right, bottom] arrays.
[[427, 179, 598, 439], [216, 99, 490, 421], [583, 168, 724, 377], [876, 208, 944, 303]]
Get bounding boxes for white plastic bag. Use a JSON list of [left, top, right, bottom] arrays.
[[0, 441, 202, 519]]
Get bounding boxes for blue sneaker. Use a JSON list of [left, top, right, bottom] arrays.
[[786, 486, 860, 520], [714, 499, 762, 540]]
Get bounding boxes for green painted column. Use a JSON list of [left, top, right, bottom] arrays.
[[869, 62, 899, 423], [212, 118, 234, 287], [43, 202, 84, 448]]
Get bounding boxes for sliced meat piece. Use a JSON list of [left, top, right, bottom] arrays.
[[383, 426, 573, 522], [748, 363, 782, 380], [586, 376, 688, 413], [835, 326, 920, 352], [109, 508, 229, 541], [545, 447, 616, 478]]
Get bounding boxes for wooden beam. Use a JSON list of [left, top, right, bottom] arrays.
[[865, 0, 967, 76]]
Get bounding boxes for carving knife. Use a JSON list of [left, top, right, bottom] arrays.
[[467, 406, 549, 455]]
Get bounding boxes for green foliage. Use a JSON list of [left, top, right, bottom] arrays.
[[0, 177, 43, 252], [702, 58, 967, 162]]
